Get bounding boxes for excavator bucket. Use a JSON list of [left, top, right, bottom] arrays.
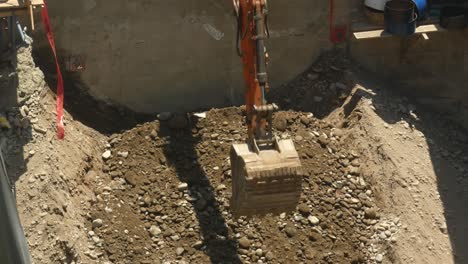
[[230, 139, 303, 217]]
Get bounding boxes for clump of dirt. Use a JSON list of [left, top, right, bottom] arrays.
[[87, 105, 383, 263]]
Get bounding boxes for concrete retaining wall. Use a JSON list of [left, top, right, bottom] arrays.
[[35, 0, 331, 113], [350, 30, 468, 129]]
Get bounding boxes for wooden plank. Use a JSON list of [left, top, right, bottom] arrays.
[[352, 16, 440, 32], [353, 24, 446, 40], [0, 0, 43, 9]]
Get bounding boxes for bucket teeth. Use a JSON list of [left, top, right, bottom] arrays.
[[230, 139, 303, 217]]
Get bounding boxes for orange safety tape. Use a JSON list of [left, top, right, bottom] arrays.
[[41, 1, 64, 139]]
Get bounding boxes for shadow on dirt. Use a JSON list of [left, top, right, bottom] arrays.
[[33, 46, 152, 136], [269, 50, 356, 119], [0, 47, 33, 262], [158, 116, 241, 264]]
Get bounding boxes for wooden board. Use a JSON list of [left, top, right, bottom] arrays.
[[0, 0, 43, 9], [353, 24, 446, 40]]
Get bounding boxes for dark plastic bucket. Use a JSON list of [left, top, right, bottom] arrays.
[[385, 0, 418, 36]]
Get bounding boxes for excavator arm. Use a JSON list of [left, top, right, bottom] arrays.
[[235, 0, 271, 142], [230, 0, 304, 217]]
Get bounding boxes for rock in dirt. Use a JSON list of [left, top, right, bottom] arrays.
[[102, 150, 112, 160], [238, 237, 251, 249], [439, 223, 448, 234], [273, 114, 288, 132], [284, 225, 298, 237], [305, 248, 317, 260], [376, 254, 383, 263], [177, 183, 188, 191], [117, 151, 129, 158], [92, 219, 103, 228], [149, 225, 161, 237], [364, 208, 378, 219], [192, 241, 203, 250], [265, 251, 274, 260], [318, 135, 329, 147], [297, 204, 310, 215], [176, 247, 185, 256], [150, 129, 158, 139], [308, 216, 320, 225]]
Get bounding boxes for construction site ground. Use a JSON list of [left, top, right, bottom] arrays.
[[1, 47, 467, 264]]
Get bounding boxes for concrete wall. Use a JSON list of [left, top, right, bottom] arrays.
[[35, 0, 331, 113], [350, 30, 468, 129]]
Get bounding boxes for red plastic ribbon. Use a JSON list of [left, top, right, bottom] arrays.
[[41, 1, 64, 139]]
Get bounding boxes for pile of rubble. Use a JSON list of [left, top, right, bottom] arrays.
[[85, 107, 394, 263]]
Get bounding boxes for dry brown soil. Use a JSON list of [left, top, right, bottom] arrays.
[[1, 49, 467, 264]]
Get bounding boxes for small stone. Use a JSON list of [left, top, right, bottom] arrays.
[[265, 251, 274, 260], [177, 183, 189, 191], [294, 135, 304, 141], [92, 236, 100, 243], [273, 115, 287, 132], [300, 116, 311, 126], [238, 237, 251, 249], [32, 125, 47, 134], [117, 151, 129, 158], [317, 135, 329, 147], [297, 204, 310, 215], [439, 223, 447, 234], [305, 248, 317, 260], [255, 248, 263, 256], [176, 247, 185, 256], [379, 232, 387, 239], [192, 240, 203, 249], [92, 219, 103, 228], [364, 208, 378, 219], [102, 151, 112, 160], [216, 184, 226, 191], [376, 254, 383, 263], [149, 225, 161, 237], [150, 130, 158, 139], [308, 216, 320, 225], [348, 166, 360, 176], [211, 133, 220, 140], [284, 225, 297, 238]]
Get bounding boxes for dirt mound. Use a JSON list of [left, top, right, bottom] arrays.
[[6, 47, 466, 264], [85, 106, 385, 263]]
